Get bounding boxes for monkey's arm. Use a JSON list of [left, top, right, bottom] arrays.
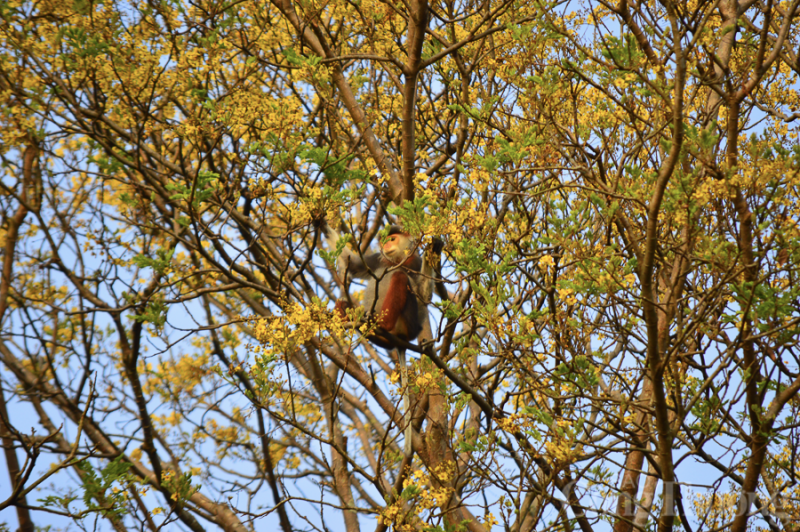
[[324, 224, 377, 279], [413, 239, 442, 304]]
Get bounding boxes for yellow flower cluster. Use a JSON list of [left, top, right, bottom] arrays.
[[173, 353, 211, 393], [558, 286, 578, 306], [378, 464, 456, 530], [412, 367, 443, 393], [253, 299, 346, 355], [544, 438, 583, 465], [691, 490, 741, 528]]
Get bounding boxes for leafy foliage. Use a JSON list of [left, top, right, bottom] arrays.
[[1, 0, 800, 532]]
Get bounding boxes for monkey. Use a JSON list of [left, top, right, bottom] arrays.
[[325, 224, 433, 346], [325, 222, 436, 454]]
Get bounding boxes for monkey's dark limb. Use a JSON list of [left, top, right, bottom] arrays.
[[363, 328, 425, 354]]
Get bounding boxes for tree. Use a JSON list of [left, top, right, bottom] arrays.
[[1, 0, 800, 531]]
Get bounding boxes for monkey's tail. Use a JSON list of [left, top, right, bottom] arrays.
[[398, 348, 412, 456]]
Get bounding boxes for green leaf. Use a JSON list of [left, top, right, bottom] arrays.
[[133, 248, 175, 275]]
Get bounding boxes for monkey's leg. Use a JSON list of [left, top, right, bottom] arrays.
[[398, 348, 412, 455]]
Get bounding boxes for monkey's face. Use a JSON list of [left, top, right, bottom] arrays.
[[382, 234, 411, 263]]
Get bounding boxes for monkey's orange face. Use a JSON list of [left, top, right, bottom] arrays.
[[382, 234, 410, 263]]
